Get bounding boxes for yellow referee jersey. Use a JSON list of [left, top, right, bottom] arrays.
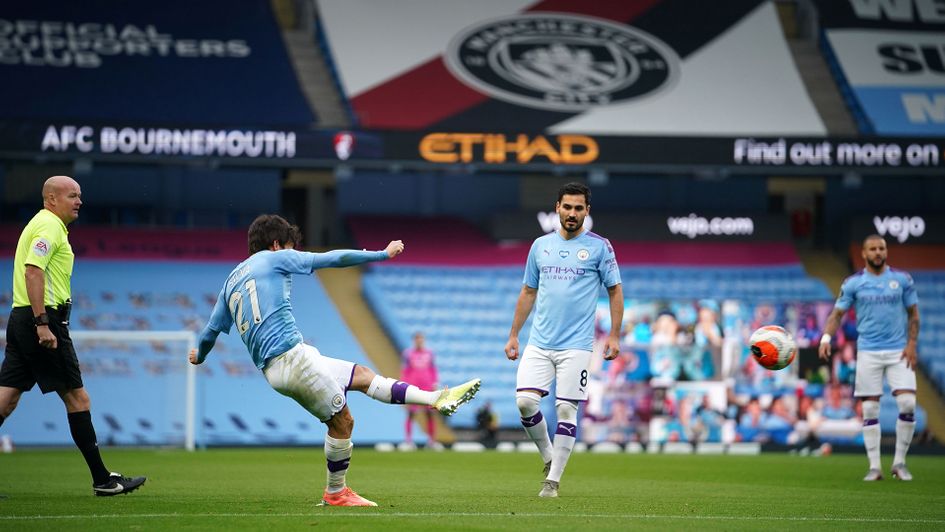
[[12, 209, 74, 308]]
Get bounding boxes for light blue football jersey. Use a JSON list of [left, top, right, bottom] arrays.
[[205, 248, 388, 369], [523, 230, 621, 351], [836, 267, 918, 351]]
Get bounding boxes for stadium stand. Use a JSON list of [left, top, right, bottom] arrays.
[[0, 0, 315, 126], [352, 216, 846, 433], [909, 271, 945, 395]]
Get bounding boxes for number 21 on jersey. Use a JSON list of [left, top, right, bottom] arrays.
[[228, 279, 262, 334]]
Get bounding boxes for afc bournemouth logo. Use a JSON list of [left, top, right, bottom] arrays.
[[445, 13, 679, 111]]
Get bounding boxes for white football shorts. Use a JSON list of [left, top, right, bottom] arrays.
[[854, 349, 916, 397], [263, 343, 356, 422], [516, 345, 592, 401]]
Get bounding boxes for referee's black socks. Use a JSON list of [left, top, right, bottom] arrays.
[[67, 410, 110, 485]]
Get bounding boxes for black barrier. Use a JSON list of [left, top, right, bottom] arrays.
[[2, 123, 943, 172], [851, 214, 944, 245]]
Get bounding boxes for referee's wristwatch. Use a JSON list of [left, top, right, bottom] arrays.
[[33, 313, 50, 327]]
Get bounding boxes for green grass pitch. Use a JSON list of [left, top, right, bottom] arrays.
[[1, 449, 944, 530]]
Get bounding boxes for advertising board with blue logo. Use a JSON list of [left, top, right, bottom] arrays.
[[816, 1, 945, 136]]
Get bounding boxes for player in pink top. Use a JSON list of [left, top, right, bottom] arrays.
[[401, 332, 440, 447]]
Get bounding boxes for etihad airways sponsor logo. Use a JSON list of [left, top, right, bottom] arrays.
[[420, 133, 597, 164]]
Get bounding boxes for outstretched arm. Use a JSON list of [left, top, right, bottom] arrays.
[[311, 240, 404, 269], [505, 285, 537, 361]]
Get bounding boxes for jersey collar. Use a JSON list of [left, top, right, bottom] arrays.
[[556, 227, 587, 241], [40, 208, 69, 234]]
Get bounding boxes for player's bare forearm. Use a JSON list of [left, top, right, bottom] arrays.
[[823, 308, 843, 337], [907, 305, 920, 345], [605, 284, 624, 360], [818, 308, 844, 360], [24, 265, 47, 318], [508, 286, 537, 338], [505, 286, 536, 360], [903, 305, 920, 369], [26, 265, 57, 348]]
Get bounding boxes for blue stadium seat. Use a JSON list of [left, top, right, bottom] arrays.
[[363, 264, 836, 428]]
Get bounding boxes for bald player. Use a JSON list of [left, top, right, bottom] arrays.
[[0, 176, 146, 495], [819, 235, 920, 481]]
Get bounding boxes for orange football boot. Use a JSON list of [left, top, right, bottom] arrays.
[[319, 487, 378, 507]]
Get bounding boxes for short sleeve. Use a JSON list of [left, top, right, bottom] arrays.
[[598, 238, 621, 287], [835, 278, 855, 311], [902, 273, 919, 308], [23, 225, 61, 271], [523, 239, 540, 288]]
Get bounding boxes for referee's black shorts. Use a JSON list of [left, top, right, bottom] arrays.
[[0, 306, 83, 394]]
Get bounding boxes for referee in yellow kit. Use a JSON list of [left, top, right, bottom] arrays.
[[0, 176, 146, 496]]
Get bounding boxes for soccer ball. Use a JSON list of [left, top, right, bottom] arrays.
[[748, 325, 797, 370]]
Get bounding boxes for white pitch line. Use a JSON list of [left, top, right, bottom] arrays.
[[1, 513, 944, 524]]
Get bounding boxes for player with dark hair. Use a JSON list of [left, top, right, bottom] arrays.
[[819, 234, 920, 481], [190, 214, 480, 506], [505, 182, 623, 498]]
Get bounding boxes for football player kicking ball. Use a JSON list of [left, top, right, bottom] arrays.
[[819, 234, 920, 481], [189, 215, 480, 506], [505, 183, 623, 498]]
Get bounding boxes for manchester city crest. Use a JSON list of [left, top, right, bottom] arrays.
[[445, 13, 680, 111], [332, 394, 345, 409]]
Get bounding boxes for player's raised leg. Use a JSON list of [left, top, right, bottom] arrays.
[[357, 367, 479, 416]]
